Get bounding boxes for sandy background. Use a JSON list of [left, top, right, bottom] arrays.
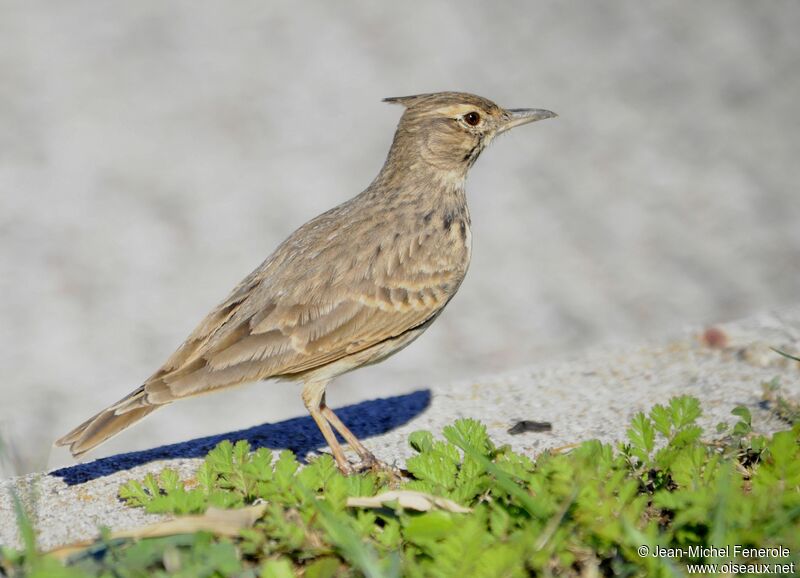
[[1, 1, 799, 474]]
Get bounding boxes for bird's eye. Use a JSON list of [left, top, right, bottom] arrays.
[[463, 111, 481, 126]]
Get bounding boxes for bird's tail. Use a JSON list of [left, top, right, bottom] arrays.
[[54, 386, 164, 457]]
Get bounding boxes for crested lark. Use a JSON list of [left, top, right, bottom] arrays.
[[56, 92, 556, 473]]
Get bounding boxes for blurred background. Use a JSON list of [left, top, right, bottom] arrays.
[[1, 1, 799, 474]]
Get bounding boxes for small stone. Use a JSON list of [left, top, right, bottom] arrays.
[[701, 327, 728, 349]]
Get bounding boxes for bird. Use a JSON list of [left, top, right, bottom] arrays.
[[56, 92, 556, 473]]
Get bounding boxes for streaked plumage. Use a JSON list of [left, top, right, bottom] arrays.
[[56, 92, 555, 472]]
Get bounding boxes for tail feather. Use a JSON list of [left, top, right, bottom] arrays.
[[55, 387, 164, 457]]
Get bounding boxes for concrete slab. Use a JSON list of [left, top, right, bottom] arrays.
[[2, 308, 798, 551]]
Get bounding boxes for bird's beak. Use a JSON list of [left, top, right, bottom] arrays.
[[498, 108, 557, 134]]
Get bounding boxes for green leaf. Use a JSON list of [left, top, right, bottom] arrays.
[[627, 412, 655, 460], [771, 348, 800, 362], [10, 490, 36, 559], [669, 425, 703, 449], [118, 479, 150, 507], [403, 511, 457, 544], [274, 450, 300, 485], [405, 447, 459, 493], [488, 504, 511, 538], [196, 461, 215, 493], [669, 395, 702, 430], [408, 430, 434, 453], [650, 404, 673, 438], [305, 484, 391, 578], [731, 405, 751, 425], [442, 418, 491, 455], [306, 556, 342, 578], [207, 440, 235, 475], [261, 557, 295, 578]]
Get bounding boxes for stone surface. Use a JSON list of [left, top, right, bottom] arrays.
[[1, 308, 798, 551]]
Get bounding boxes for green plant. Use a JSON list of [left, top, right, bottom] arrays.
[[3, 394, 799, 577]]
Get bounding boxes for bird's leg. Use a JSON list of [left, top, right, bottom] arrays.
[[320, 401, 379, 468], [301, 380, 352, 474]]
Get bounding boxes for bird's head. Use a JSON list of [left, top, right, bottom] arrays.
[[383, 91, 556, 179]]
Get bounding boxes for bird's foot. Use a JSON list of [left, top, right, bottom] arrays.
[[354, 456, 409, 486], [333, 452, 405, 481], [333, 453, 379, 475], [354, 451, 380, 470]]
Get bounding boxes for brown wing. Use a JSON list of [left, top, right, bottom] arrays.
[[135, 276, 456, 405], [119, 204, 468, 409]]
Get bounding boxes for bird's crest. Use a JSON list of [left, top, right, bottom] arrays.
[[382, 94, 431, 108]]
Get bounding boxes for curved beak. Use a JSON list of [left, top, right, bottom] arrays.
[[498, 108, 557, 134]]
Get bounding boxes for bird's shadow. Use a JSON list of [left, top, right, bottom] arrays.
[[51, 389, 431, 486]]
